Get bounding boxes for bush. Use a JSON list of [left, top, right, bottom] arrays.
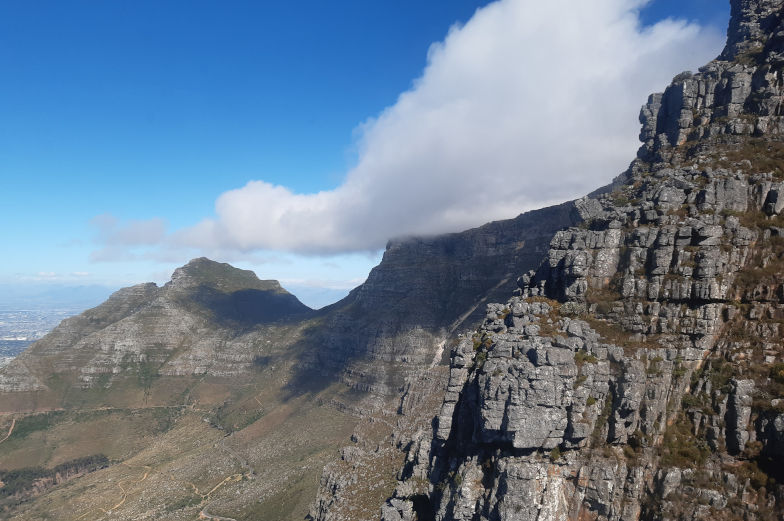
[[474, 352, 487, 370], [771, 363, 784, 384], [549, 447, 562, 462], [575, 350, 598, 366]]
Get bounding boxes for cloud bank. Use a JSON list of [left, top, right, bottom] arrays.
[[135, 0, 727, 257]]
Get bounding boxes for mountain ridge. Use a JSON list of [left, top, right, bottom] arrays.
[[369, 1, 784, 520], [4, 1, 784, 520]]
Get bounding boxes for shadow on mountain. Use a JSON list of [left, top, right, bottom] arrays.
[[282, 200, 584, 399], [185, 286, 314, 327]]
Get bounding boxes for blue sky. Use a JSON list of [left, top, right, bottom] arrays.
[[1, 0, 729, 308]]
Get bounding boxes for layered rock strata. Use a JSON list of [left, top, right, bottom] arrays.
[[310, 202, 582, 395], [0, 258, 312, 392], [380, 2, 784, 520]]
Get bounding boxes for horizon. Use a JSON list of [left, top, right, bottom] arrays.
[[2, 0, 731, 309]]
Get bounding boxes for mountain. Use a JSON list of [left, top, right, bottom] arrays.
[[308, 201, 582, 395], [3, 1, 784, 520], [0, 257, 312, 398], [0, 205, 582, 520], [371, 1, 784, 520], [0, 259, 347, 520]]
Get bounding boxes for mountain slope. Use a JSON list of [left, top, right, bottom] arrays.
[[379, 1, 784, 520], [307, 201, 582, 395], [0, 207, 581, 519], [0, 258, 312, 400]]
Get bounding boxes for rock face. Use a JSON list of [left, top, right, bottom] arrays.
[[377, 2, 784, 520], [0, 258, 313, 393], [6, 2, 784, 520], [310, 202, 582, 395]]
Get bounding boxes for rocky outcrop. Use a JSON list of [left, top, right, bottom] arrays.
[[640, 0, 784, 159], [378, 2, 784, 520]]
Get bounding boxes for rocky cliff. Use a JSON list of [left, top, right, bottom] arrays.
[[0, 211, 583, 518], [378, 1, 784, 520], [7, 2, 784, 520], [310, 202, 582, 396]]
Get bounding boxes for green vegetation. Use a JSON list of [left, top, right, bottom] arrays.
[[591, 394, 614, 444], [708, 359, 736, 395], [585, 286, 621, 316], [673, 358, 687, 379], [137, 360, 160, 399], [733, 460, 774, 491], [681, 393, 707, 410], [474, 351, 487, 370], [660, 412, 710, 468], [610, 193, 630, 206], [0, 455, 109, 499], [472, 334, 493, 351], [771, 363, 784, 384], [707, 139, 784, 181], [526, 296, 564, 336], [574, 350, 598, 367], [9, 411, 66, 441], [164, 494, 201, 513], [177, 258, 284, 294], [647, 356, 664, 376], [581, 314, 661, 352], [549, 446, 562, 462]]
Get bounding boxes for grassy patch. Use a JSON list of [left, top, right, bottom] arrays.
[[660, 412, 710, 468], [8, 411, 66, 441], [581, 314, 660, 351], [574, 350, 598, 367], [549, 446, 562, 462]]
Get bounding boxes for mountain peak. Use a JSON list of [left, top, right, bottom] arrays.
[[169, 257, 285, 294]]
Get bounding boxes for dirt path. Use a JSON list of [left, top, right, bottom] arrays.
[[199, 507, 238, 521], [84, 463, 151, 517], [0, 404, 184, 418], [190, 436, 252, 521], [69, 411, 249, 520], [187, 473, 244, 503], [0, 418, 16, 445]]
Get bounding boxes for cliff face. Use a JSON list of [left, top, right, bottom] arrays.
[[380, 2, 784, 520], [311, 202, 582, 395]]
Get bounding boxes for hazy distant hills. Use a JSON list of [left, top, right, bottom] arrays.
[[0, 283, 117, 310]]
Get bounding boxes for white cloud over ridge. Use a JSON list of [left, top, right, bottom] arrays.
[[183, 0, 723, 254]]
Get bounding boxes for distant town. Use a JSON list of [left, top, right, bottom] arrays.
[[0, 309, 81, 367]]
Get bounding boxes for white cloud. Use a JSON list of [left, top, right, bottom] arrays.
[[172, 0, 723, 255], [89, 214, 168, 262], [90, 214, 166, 246]]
